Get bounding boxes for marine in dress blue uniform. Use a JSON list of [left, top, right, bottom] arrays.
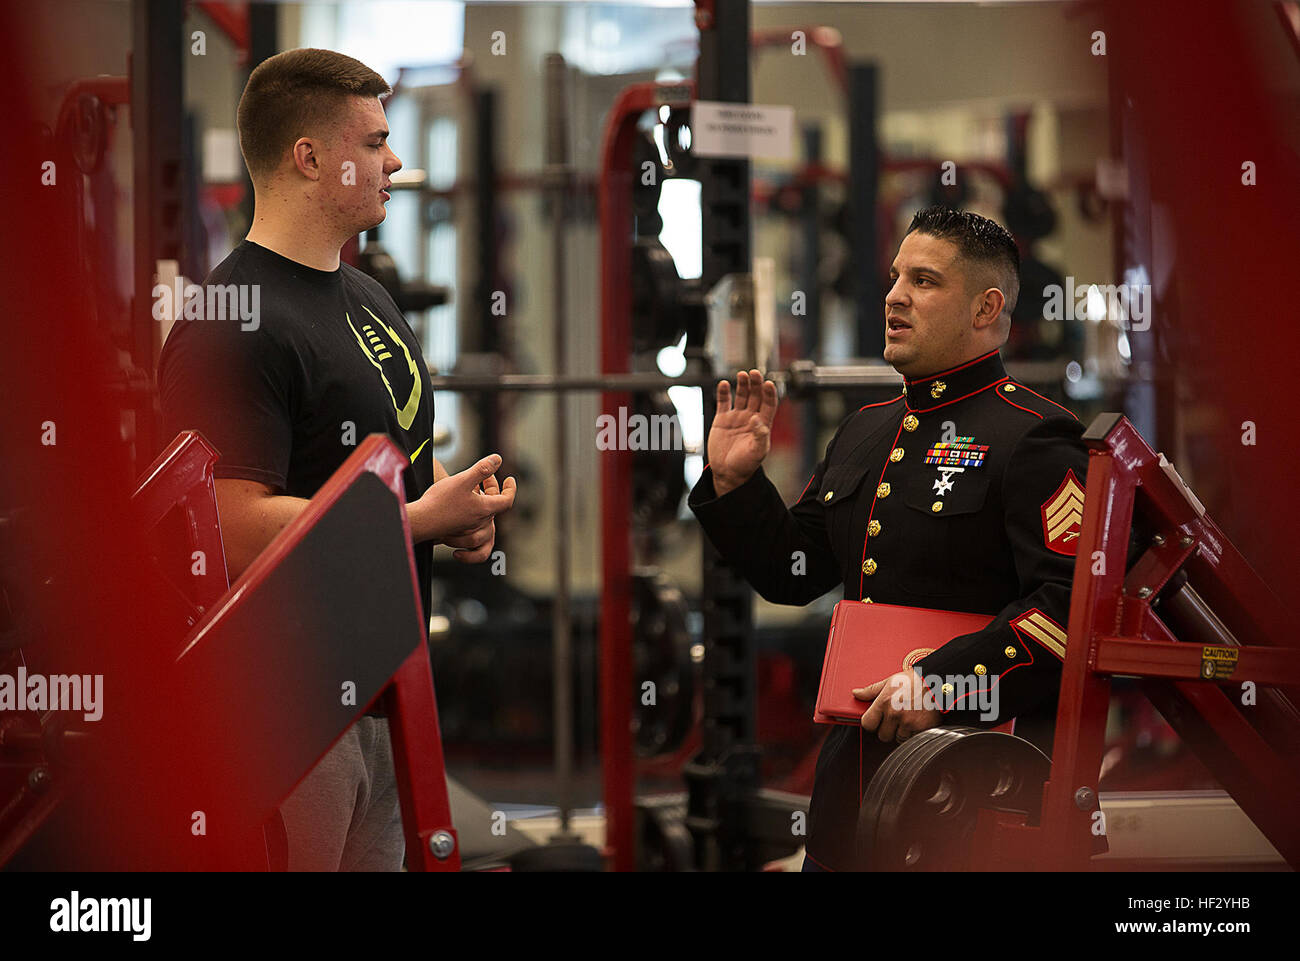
[[689, 208, 1089, 871]]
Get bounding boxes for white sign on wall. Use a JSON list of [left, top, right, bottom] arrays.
[[691, 101, 795, 161]]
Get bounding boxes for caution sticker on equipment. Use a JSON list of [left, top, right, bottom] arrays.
[[1200, 646, 1239, 680]]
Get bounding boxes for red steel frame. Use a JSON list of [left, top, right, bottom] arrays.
[[750, 24, 849, 94], [126, 432, 461, 870], [986, 415, 1300, 869], [3, 432, 231, 867], [599, 79, 695, 872], [132, 429, 231, 614], [169, 434, 459, 871], [0, 430, 227, 867]]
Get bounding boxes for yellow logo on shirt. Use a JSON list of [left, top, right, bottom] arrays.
[[346, 305, 423, 431]]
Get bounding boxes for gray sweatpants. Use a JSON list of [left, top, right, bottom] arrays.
[[279, 716, 406, 871]]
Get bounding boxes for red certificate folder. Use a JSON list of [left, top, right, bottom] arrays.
[[814, 600, 1008, 729]]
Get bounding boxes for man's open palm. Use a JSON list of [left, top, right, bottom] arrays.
[[708, 369, 779, 494]]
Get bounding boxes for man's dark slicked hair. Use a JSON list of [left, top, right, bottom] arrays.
[[237, 48, 391, 180], [905, 205, 1021, 317]]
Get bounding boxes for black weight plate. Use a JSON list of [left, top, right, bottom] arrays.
[[631, 570, 694, 757], [857, 727, 1049, 871]]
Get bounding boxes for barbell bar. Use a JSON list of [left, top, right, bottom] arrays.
[[425, 360, 1079, 394]]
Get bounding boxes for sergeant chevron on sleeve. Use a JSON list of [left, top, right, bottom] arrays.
[[689, 206, 1089, 872]]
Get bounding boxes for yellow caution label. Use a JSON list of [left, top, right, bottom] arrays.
[[1200, 646, 1239, 680]]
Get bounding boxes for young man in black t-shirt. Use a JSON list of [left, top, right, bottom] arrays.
[[159, 48, 516, 870]]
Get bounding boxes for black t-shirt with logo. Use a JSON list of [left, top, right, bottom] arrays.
[[158, 239, 436, 643]]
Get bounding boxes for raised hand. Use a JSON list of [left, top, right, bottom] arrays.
[[707, 369, 779, 496]]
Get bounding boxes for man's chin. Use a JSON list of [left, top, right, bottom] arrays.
[[883, 343, 914, 374]]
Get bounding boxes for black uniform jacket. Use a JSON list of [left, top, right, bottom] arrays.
[[688, 349, 1090, 870]]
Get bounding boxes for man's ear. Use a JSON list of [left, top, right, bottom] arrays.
[[291, 137, 322, 181], [971, 286, 1006, 332]]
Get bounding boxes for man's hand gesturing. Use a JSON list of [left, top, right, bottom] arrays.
[[708, 369, 779, 496], [409, 453, 517, 560], [440, 468, 511, 563]]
